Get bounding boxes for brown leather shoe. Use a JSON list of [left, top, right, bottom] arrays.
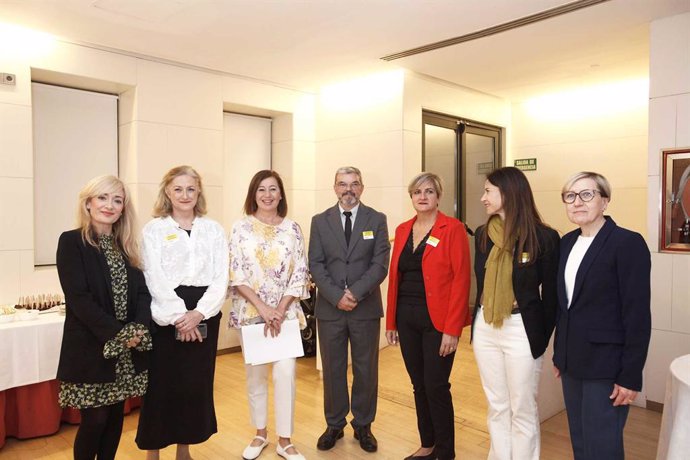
[[316, 427, 343, 450], [352, 423, 378, 452]]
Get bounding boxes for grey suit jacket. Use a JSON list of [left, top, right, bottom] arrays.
[[309, 203, 390, 321]]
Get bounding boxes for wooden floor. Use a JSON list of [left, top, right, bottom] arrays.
[[2, 334, 662, 459]]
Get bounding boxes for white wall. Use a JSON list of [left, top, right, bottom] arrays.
[[402, 73, 511, 226], [511, 81, 649, 237], [315, 70, 406, 217], [644, 12, 690, 405], [0, 35, 316, 353]]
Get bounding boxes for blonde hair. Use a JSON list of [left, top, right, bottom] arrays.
[[152, 165, 207, 217], [77, 175, 140, 267], [407, 172, 443, 198], [562, 171, 612, 200]]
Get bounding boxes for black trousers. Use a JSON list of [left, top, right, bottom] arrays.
[[397, 303, 456, 460]]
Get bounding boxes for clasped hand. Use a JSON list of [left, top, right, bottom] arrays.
[[124, 329, 146, 348], [175, 310, 205, 342], [259, 304, 286, 338], [337, 289, 358, 311]]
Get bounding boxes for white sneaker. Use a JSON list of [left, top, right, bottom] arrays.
[[276, 443, 306, 460], [242, 436, 268, 460]]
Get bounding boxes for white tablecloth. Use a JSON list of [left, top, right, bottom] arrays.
[[0, 314, 65, 392], [657, 354, 690, 460]]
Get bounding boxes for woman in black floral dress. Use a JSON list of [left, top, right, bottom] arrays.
[[56, 175, 152, 460]]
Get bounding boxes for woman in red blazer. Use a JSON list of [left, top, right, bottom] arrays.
[[386, 172, 471, 460]]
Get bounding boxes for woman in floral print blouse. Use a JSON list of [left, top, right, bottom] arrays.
[[229, 170, 310, 460]]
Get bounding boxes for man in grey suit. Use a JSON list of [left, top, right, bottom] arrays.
[[309, 166, 390, 453]]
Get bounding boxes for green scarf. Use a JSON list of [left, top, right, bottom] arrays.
[[482, 216, 515, 328]]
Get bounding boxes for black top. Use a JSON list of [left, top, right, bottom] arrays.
[[56, 229, 152, 383], [472, 224, 560, 359], [396, 229, 431, 308]]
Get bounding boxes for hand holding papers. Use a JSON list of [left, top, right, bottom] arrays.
[[241, 318, 304, 365]]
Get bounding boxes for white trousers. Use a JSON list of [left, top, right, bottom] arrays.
[[243, 353, 296, 437], [473, 308, 543, 460]]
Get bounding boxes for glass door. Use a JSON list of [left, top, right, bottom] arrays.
[[462, 125, 501, 232], [422, 111, 501, 228], [423, 111, 502, 309]]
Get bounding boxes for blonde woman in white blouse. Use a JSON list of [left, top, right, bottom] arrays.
[[135, 166, 229, 460], [229, 170, 309, 460]]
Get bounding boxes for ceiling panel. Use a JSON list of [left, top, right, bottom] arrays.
[[0, 0, 687, 98]]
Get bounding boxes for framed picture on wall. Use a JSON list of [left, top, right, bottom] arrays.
[[661, 147, 690, 252]]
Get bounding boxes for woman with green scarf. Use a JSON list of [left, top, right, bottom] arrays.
[[472, 167, 559, 460]]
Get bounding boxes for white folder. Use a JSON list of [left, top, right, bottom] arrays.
[[240, 318, 305, 365]]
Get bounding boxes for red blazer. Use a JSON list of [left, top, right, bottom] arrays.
[[386, 212, 471, 337]]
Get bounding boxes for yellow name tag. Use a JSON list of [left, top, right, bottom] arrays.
[[427, 236, 440, 247], [520, 252, 530, 263], [165, 233, 178, 241], [362, 230, 374, 240]]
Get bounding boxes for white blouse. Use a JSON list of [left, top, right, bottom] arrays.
[[564, 234, 595, 308], [142, 216, 229, 326], [228, 216, 309, 329]]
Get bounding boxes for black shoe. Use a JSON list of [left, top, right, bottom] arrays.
[[404, 449, 436, 460], [351, 423, 378, 453], [317, 427, 344, 450]]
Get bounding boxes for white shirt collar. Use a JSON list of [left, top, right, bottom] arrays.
[[338, 203, 360, 218], [164, 215, 199, 230], [338, 203, 359, 229]]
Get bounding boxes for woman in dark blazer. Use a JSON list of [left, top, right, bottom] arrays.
[[472, 167, 559, 460], [386, 172, 471, 460], [553, 171, 651, 460], [56, 175, 151, 460]]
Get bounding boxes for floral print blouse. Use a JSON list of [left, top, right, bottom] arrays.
[[229, 216, 309, 329]]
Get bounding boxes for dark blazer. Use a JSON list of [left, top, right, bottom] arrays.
[[553, 217, 651, 391], [309, 203, 390, 320], [472, 224, 560, 359], [56, 229, 151, 384], [387, 212, 472, 337]]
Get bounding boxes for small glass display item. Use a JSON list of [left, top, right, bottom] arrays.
[[15, 293, 65, 311], [661, 147, 690, 252]]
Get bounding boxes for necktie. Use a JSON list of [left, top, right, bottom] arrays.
[[344, 211, 352, 246]]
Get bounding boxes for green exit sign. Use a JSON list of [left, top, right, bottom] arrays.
[[514, 158, 537, 171]]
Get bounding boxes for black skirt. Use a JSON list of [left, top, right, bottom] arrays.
[[135, 286, 221, 450]]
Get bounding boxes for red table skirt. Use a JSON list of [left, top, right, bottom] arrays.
[[0, 380, 140, 449]]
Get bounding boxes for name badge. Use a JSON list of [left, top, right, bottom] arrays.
[[165, 233, 178, 241], [520, 252, 530, 263], [427, 236, 440, 247], [362, 230, 374, 240]]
